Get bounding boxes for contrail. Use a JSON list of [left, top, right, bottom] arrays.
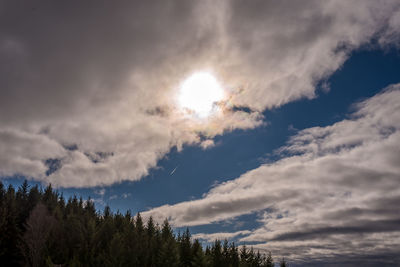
[[170, 165, 178, 176]]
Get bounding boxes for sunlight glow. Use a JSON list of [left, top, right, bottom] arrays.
[[178, 72, 224, 118]]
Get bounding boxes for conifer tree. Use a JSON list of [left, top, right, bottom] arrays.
[[266, 251, 274, 267], [179, 228, 193, 266], [222, 239, 230, 266], [1, 185, 21, 266], [229, 242, 240, 267], [211, 239, 223, 267], [159, 219, 179, 266], [192, 239, 206, 267], [240, 244, 250, 266]]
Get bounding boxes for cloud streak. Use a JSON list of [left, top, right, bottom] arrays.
[[193, 230, 251, 243]]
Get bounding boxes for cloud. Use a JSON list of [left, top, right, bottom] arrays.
[[109, 195, 118, 200], [95, 189, 106, 196], [0, 128, 66, 178], [1, 1, 400, 187], [200, 139, 215, 149], [193, 230, 251, 243], [122, 193, 131, 199], [143, 85, 400, 263]]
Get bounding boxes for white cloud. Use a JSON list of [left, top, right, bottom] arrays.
[[109, 195, 118, 200], [0, 129, 66, 178], [200, 139, 215, 149], [95, 189, 106, 196], [122, 193, 131, 199], [143, 85, 400, 263], [1, 1, 400, 187], [193, 230, 251, 242]]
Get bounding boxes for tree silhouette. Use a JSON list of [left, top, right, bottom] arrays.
[[20, 203, 55, 267], [0, 180, 279, 267], [266, 251, 274, 267]]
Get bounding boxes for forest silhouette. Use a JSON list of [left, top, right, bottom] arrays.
[[0, 180, 288, 267]]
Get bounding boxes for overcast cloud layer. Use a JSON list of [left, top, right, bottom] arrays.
[[1, 0, 400, 188], [144, 85, 400, 264]]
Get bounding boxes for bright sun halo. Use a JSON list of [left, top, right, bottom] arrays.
[[178, 72, 224, 118]]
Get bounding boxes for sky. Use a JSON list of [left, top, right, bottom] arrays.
[[1, 0, 400, 265]]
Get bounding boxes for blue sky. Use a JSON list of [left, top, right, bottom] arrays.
[[2, 1, 400, 265]]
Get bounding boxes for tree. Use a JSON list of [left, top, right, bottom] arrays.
[[222, 239, 230, 266], [240, 244, 250, 266], [247, 246, 256, 266], [179, 228, 193, 266], [20, 203, 55, 267], [255, 250, 264, 267], [27, 185, 41, 212], [192, 239, 206, 267], [135, 213, 147, 266], [266, 251, 274, 267], [16, 180, 30, 229], [159, 219, 179, 266], [211, 240, 223, 267], [146, 216, 159, 266], [0, 185, 21, 267], [229, 242, 239, 267]]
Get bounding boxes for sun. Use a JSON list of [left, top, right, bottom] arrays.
[[178, 72, 224, 118]]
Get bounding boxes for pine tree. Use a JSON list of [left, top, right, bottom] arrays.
[[255, 250, 263, 267], [1, 185, 21, 266], [222, 239, 230, 266], [229, 242, 240, 267], [240, 244, 250, 266], [248, 246, 256, 266], [179, 228, 193, 266], [16, 180, 30, 231], [204, 245, 212, 266], [191, 239, 206, 267], [211, 240, 223, 267], [135, 213, 147, 266], [266, 251, 274, 267], [159, 219, 179, 266], [146, 216, 158, 266]]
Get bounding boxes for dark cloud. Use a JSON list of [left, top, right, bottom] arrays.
[[0, 0, 197, 123], [271, 219, 400, 241]]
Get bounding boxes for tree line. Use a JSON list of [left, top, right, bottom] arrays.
[[0, 180, 288, 266]]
